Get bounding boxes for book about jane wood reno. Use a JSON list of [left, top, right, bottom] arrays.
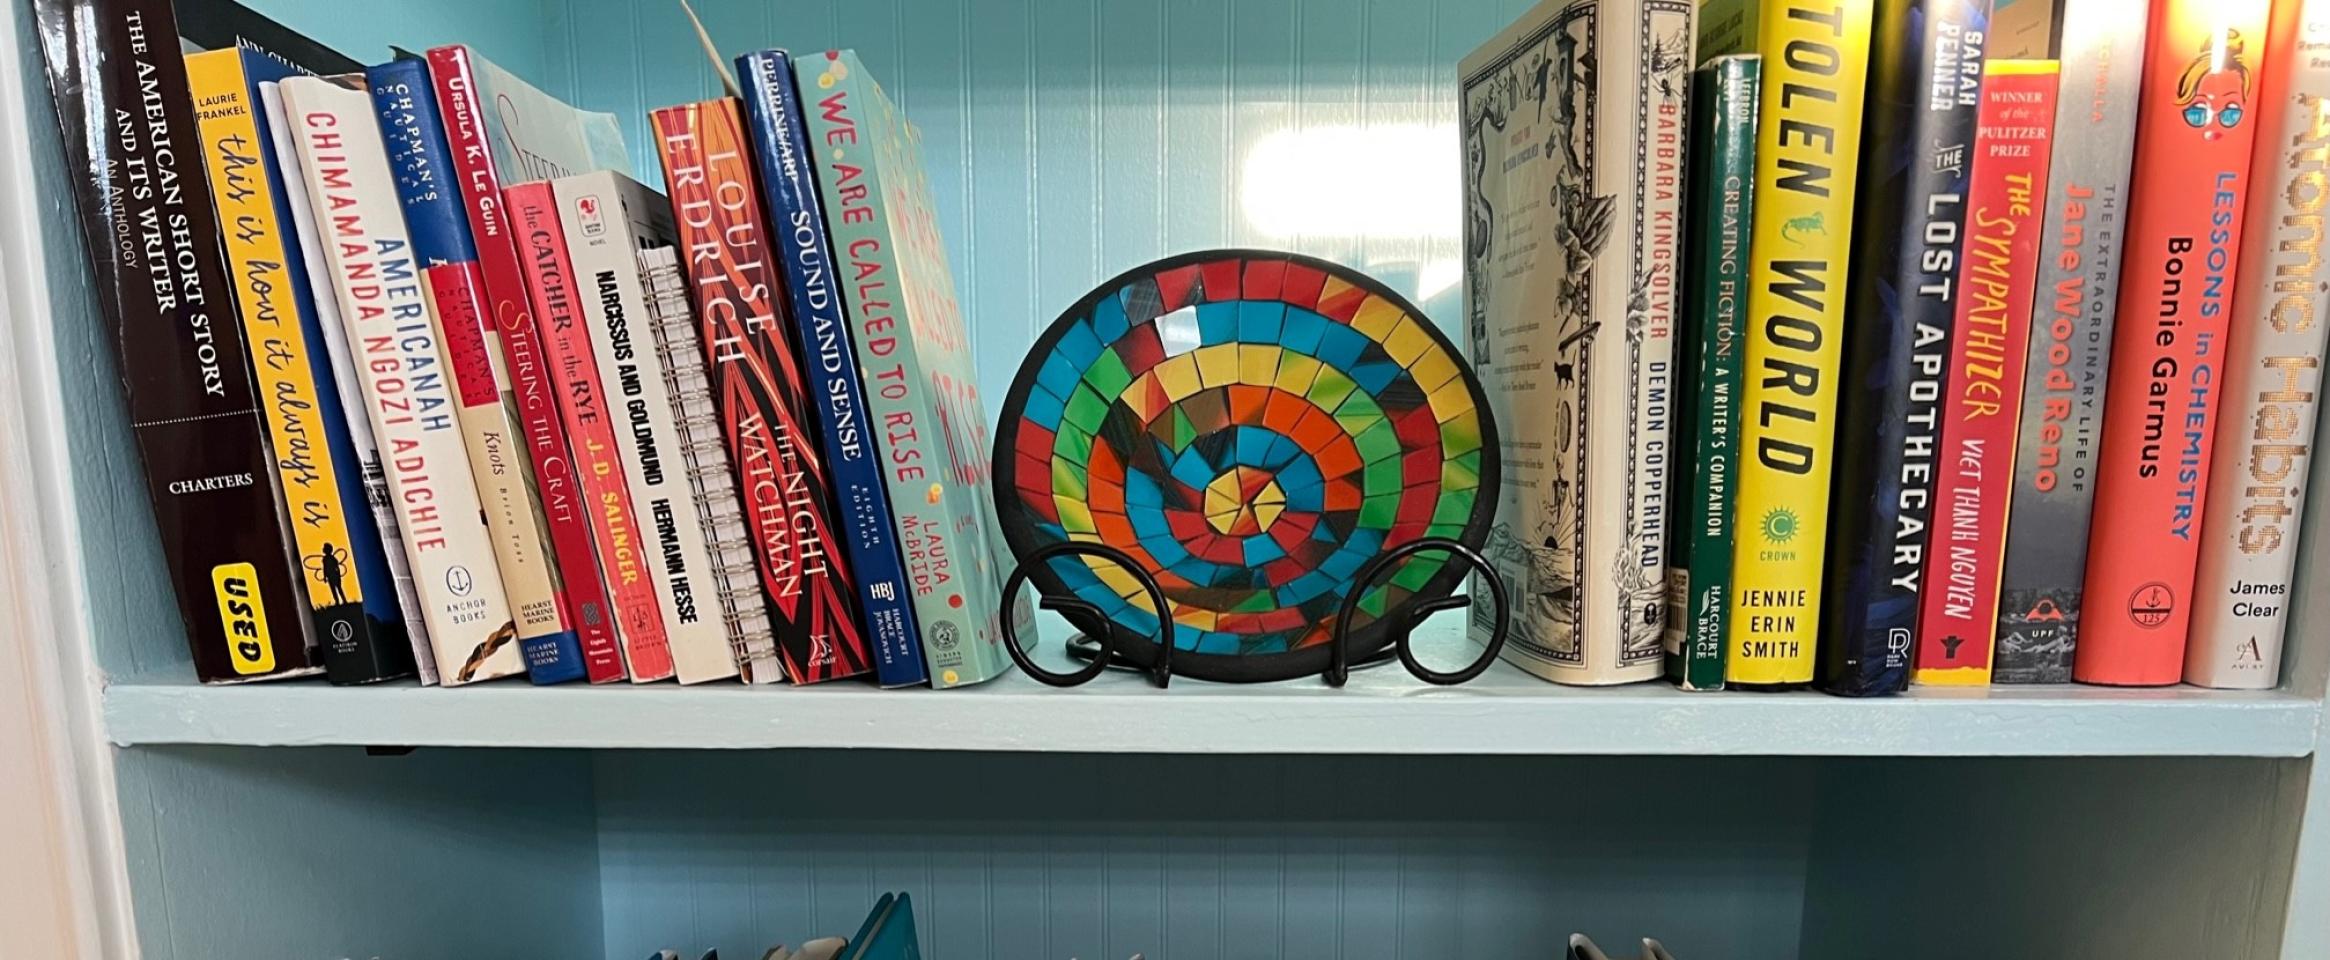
[[654, 95, 873, 684], [796, 51, 1034, 688], [428, 44, 633, 683], [280, 74, 525, 685], [1993, 0, 2150, 685], [1725, 0, 1877, 689], [1460, 0, 1695, 685], [1816, 0, 1991, 697], [2188, 0, 2330, 690], [34, 0, 318, 681], [2080, 0, 2275, 686]]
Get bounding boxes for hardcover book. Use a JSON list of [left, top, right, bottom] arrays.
[[1459, 0, 1695, 685], [507, 181, 674, 682], [1666, 54, 1760, 692], [739, 48, 928, 688], [428, 44, 630, 682], [34, 0, 320, 681], [1816, 0, 1992, 697], [794, 51, 1032, 687], [370, 56, 582, 684], [1912, 60, 2059, 686], [641, 246, 784, 681], [1725, 0, 1877, 688], [654, 95, 874, 684], [1994, 0, 2149, 684], [280, 74, 524, 685], [553, 171, 738, 684], [260, 78, 437, 681], [187, 47, 413, 684], [2080, 0, 2275, 686], [2187, 0, 2330, 690]]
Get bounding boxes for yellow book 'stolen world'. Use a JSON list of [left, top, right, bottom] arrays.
[[1725, 0, 1876, 687]]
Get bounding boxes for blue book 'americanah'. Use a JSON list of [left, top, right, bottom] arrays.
[[365, 56, 587, 683], [241, 49, 411, 666], [737, 48, 929, 687]]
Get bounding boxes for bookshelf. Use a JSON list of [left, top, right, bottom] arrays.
[[3, 0, 2327, 958]]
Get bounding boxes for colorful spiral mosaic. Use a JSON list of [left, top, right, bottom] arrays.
[[994, 251, 1498, 680]]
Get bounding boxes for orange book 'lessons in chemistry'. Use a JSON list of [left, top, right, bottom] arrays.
[[2078, 0, 2277, 685]]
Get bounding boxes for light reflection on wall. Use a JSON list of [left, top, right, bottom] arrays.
[[1239, 122, 1466, 309]]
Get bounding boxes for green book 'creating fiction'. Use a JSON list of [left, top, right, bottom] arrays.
[[798, 50, 1032, 688], [1664, 55, 1759, 691]]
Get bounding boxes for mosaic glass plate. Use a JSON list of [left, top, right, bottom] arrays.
[[993, 251, 1499, 683]]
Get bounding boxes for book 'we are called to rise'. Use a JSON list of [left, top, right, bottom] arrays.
[[1913, 59, 2059, 686], [1994, 0, 2149, 684], [2080, 0, 2275, 686], [1726, 0, 1876, 689], [1460, 0, 1696, 686], [2188, 0, 2330, 690]]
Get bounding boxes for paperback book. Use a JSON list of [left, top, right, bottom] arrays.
[[2080, 0, 2275, 686], [1817, 0, 1991, 697], [739, 48, 928, 688], [654, 95, 874, 684], [1994, 0, 2148, 684], [428, 44, 630, 682], [507, 181, 674, 682], [1459, 0, 1696, 685], [553, 170, 738, 684], [280, 74, 524, 685], [2187, 0, 2330, 690], [640, 246, 784, 680], [187, 47, 413, 683], [1726, 0, 1877, 688], [36, 0, 327, 681], [1666, 54, 1760, 692], [1912, 60, 2058, 686], [795, 51, 1032, 687]]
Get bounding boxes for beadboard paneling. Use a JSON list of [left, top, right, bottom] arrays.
[[544, 0, 1510, 421], [593, 752, 1820, 960]]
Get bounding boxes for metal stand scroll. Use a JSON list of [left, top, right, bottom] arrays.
[[1000, 536, 1511, 688]]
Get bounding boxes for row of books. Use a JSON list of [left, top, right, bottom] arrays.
[[1465, 0, 2327, 693], [39, 0, 1022, 688]]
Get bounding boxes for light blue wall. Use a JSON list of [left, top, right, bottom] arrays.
[[243, 0, 560, 81]]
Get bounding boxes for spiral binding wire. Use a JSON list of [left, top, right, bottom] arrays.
[[640, 246, 784, 682]]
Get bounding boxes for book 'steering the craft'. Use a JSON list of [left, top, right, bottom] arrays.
[[2080, 0, 2276, 686], [280, 73, 524, 685], [2187, 0, 2330, 690], [1666, 54, 1760, 692], [796, 51, 1033, 687], [1459, 0, 1696, 686], [1816, 0, 1992, 697], [654, 95, 874, 684], [1993, 0, 2149, 685]]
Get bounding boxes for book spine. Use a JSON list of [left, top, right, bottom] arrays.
[[640, 246, 786, 682], [1911, 60, 2058, 686], [506, 182, 675, 682], [368, 56, 584, 684], [258, 78, 437, 682], [2186, 0, 2330, 689], [187, 50, 407, 683], [1666, 56, 1760, 692], [1993, 0, 2149, 684], [739, 49, 928, 688], [1725, 0, 1877, 688], [33, 0, 319, 682], [1814, 0, 1991, 697], [281, 75, 523, 685], [555, 174, 739, 684], [653, 97, 874, 684], [429, 47, 626, 683], [2079, 0, 2275, 686], [797, 53, 1028, 687]]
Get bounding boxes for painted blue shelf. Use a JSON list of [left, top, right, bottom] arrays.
[[100, 620, 2321, 756]]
